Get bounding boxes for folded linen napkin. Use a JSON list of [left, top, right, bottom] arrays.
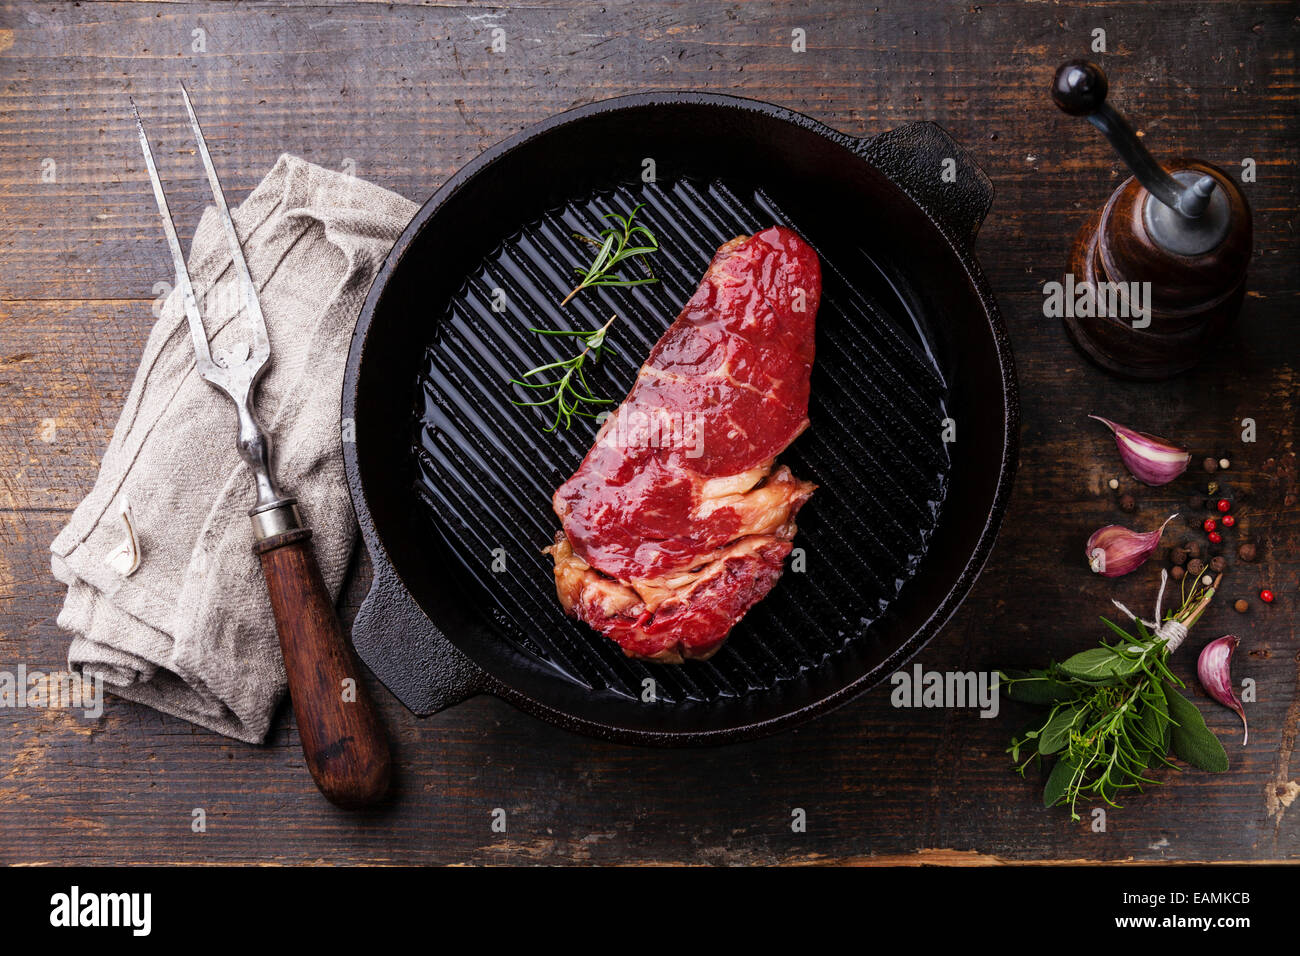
[[51, 154, 417, 743]]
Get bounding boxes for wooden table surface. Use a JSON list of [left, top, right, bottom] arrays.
[[1, 0, 1297, 865]]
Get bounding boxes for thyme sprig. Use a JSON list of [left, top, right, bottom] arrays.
[[562, 203, 659, 306], [509, 315, 617, 432], [1002, 573, 1229, 821]]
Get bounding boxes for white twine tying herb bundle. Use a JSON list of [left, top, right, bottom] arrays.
[[1111, 567, 1190, 651]]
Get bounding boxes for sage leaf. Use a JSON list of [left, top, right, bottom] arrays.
[[1137, 689, 1171, 768], [1136, 687, 1168, 744], [1038, 706, 1079, 755], [1002, 670, 1079, 706], [1059, 647, 1138, 682], [1043, 755, 1078, 807], [1164, 684, 1229, 773]]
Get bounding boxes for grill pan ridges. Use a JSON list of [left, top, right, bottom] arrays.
[[412, 178, 950, 704]]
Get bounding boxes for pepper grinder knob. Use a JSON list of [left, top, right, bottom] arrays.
[[1050, 59, 1252, 380], [1051, 58, 1108, 115]]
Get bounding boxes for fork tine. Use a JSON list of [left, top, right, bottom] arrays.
[[179, 83, 270, 365], [131, 97, 219, 376]]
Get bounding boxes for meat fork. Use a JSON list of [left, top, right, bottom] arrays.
[[132, 87, 390, 808]]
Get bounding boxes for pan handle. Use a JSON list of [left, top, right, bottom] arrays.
[[856, 121, 994, 249], [351, 559, 490, 716]]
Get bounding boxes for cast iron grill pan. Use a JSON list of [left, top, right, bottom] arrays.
[[412, 177, 950, 705], [345, 93, 1018, 745]]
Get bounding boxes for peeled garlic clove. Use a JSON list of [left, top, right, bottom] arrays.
[[1090, 415, 1191, 487], [1086, 514, 1176, 578], [1198, 635, 1247, 745]]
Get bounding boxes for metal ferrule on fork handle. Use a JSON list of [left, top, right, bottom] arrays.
[[249, 499, 304, 541]]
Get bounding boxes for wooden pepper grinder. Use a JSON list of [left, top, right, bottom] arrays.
[[1051, 59, 1252, 379]]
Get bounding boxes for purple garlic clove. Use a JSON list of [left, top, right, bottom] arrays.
[[1198, 635, 1248, 745], [1086, 514, 1177, 578], [1090, 416, 1192, 487]]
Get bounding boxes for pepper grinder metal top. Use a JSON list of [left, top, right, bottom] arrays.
[[1051, 59, 1252, 380]]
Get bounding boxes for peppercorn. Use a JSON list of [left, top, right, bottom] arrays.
[[1203, 457, 1218, 473], [1260, 589, 1275, 604], [1107, 477, 1119, 490], [1187, 558, 1205, 577], [1170, 565, 1186, 581], [1234, 599, 1249, 613], [1237, 543, 1257, 562], [1208, 531, 1223, 544], [1119, 493, 1136, 513], [1210, 556, 1227, 573], [1221, 514, 1236, 527], [1203, 517, 1217, 532], [1216, 499, 1231, 512]]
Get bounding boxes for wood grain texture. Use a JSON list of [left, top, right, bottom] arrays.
[[0, 0, 1297, 865], [256, 528, 391, 809]]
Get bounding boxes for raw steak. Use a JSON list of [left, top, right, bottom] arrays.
[[546, 226, 820, 662]]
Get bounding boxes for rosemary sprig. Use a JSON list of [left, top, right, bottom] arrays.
[[562, 203, 659, 306], [509, 315, 618, 432], [1002, 573, 1229, 821]]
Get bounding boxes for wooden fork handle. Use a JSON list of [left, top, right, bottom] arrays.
[[255, 527, 391, 808]]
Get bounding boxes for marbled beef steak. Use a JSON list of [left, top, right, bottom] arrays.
[[546, 226, 821, 662]]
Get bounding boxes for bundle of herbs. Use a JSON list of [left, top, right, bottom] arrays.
[[1002, 571, 1229, 820]]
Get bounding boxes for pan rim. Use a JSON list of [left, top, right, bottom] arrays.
[[343, 90, 1020, 745]]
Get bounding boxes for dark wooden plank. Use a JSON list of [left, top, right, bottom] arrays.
[[0, 0, 1297, 865]]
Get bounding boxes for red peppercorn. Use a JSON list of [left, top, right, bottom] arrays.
[[1221, 514, 1236, 527], [1202, 518, 1217, 532], [1208, 531, 1222, 544], [1216, 499, 1231, 512], [1260, 589, 1275, 603]]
